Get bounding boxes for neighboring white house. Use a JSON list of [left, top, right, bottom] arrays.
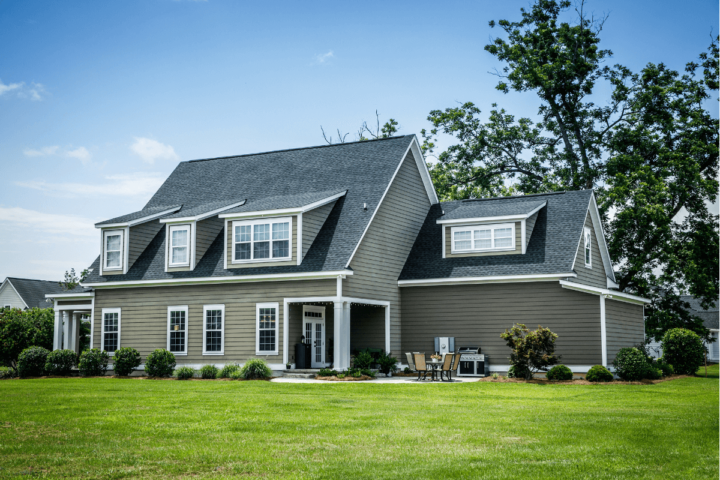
[[0, 277, 67, 310], [647, 295, 719, 362]]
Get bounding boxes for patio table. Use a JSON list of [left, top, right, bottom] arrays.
[[426, 358, 443, 381]]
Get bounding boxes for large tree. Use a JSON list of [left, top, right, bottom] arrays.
[[422, 0, 718, 341]]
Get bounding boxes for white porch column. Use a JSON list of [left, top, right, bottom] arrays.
[[53, 308, 62, 351], [63, 311, 73, 350], [333, 301, 346, 370], [343, 301, 350, 367], [69, 313, 80, 354]]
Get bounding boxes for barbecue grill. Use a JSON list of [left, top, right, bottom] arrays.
[[457, 346, 489, 377]]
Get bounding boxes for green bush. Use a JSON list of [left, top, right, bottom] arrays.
[[144, 349, 176, 377], [229, 369, 243, 380], [239, 359, 272, 379], [17, 346, 50, 377], [351, 370, 362, 378], [353, 351, 374, 370], [507, 364, 531, 379], [360, 368, 376, 378], [175, 366, 195, 380], [501, 324, 561, 380], [403, 367, 411, 374], [646, 366, 663, 380], [219, 363, 240, 378], [376, 352, 398, 374], [78, 349, 109, 376], [113, 347, 141, 376], [0, 366, 16, 379], [612, 347, 651, 381], [546, 365, 573, 380], [662, 328, 705, 375], [657, 360, 674, 377], [337, 373, 346, 379], [44, 349, 77, 376], [586, 365, 614, 382], [318, 368, 337, 377], [200, 365, 218, 379], [0, 307, 54, 369]]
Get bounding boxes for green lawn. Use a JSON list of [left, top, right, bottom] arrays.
[[0, 377, 717, 479], [696, 363, 719, 378]]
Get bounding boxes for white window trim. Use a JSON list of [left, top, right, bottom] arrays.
[[202, 304, 225, 355], [256, 302, 279, 356], [3, 304, 11, 309], [450, 223, 516, 254], [168, 224, 192, 267], [232, 216, 293, 265], [167, 305, 189, 356], [101, 308, 121, 355], [584, 226, 592, 268], [103, 229, 124, 271]]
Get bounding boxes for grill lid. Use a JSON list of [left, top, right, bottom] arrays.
[[458, 346, 480, 354]]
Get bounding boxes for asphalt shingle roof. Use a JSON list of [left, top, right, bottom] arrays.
[[5, 278, 87, 309], [84, 136, 416, 284], [399, 190, 594, 280], [681, 295, 719, 330], [439, 199, 546, 221], [95, 205, 181, 226], [220, 189, 347, 215], [162, 199, 247, 219]]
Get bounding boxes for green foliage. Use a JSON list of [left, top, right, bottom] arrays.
[[586, 365, 614, 382], [336, 373, 346, 379], [657, 360, 674, 377], [0, 366, 16, 379], [219, 363, 240, 378], [78, 349, 109, 376], [199, 365, 218, 379], [403, 367, 411, 374], [59, 268, 89, 291], [0, 307, 54, 368], [353, 351, 374, 370], [351, 371, 362, 378], [239, 359, 272, 379], [175, 366, 195, 380], [45, 349, 76, 376], [546, 365, 573, 381], [318, 368, 337, 377], [229, 370, 243, 380], [662, 328, 705, 375], [376, 352, 398, 374], [113, 347, 141, 376], [144, 349, 176, 378], [501, 324, 561, 380], [321, 111, 399, 144], [360, 368, 376, 378], [612, 347, 652, 381], [17, 346, 49, 377], [78, 319, 91, 353]]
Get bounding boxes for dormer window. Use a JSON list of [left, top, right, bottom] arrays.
[[103, 230, 124, 270], [584, 227, 592, 268], [169, 225, 191, 267], [451, 223, 515, 254], [232, 217, 292, 263]]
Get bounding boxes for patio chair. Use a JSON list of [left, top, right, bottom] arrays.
[[413, 353, 431, 381], [440, 353, 456, 382], [405, 352, 416, 371]]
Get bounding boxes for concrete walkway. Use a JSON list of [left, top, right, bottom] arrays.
[[271, 375, 478, 384]]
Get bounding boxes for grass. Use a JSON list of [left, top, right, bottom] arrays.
[[696, 362, 719, 378], [0, 376, 717, 479]]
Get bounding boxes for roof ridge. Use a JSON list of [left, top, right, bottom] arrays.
[[7, 277, 60, 283], [184, 135, 414, 164]]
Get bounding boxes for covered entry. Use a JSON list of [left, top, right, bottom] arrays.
[[46, 292, 95, 354]]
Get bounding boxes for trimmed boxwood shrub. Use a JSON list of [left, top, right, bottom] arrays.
[[144, 349, 176, 377], [45, 349, 77, 376], [78, 349, 109, 376], [612, 347, 651, 381], [546, 365, 573, 380], [113, 347, 141, 376], [175, 366, 195, 380], [657, 359, 674, 377], [219, 363, 240, 378], [17, 346, 49, 377], [586, 365, 613, 382], [662, 328, 705, 375], [200, 365, 218, 379], [239, 359, 272, 379], [353, 351, 373, 370]]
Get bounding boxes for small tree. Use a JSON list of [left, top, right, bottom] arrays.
[[59, 268, 89, 291], [0, 308, 54, 368], [500, 324, 561, 380], [662, 328, 705, 375]]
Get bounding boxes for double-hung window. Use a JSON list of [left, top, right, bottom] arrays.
[[101, 308, 121, 354], [451, 223, 515, 253], [256, 302, 279, 355], [167, 306, 188, 355], [584, 227, 592, 268], [233, 217, 292, 263], [169, 225, 191, 267], [104, 230, 124, 271], [203, 304, 225, 355]]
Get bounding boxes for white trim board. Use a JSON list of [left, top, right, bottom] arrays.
[[398, 273, 577, 287], [558, 280, 650, 305], [95, 206, 181, 229], [45, 292, 94, 300], [570, 193, 616, 283]]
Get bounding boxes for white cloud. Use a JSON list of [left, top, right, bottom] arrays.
[[65, 146, 92, 164], [0, 207, 96, 237], [16, 172, 166, 198], [0, 80, 47, 100], [130, 137, 179, 164], [24, 146, 60, 157], [313, 51, 334, 64], [0, 79, 23, 96]]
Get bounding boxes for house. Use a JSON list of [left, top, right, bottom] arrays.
[[647, 296, 719, 362], [45, 135, 649, 373], [0, 277, 65, 310]]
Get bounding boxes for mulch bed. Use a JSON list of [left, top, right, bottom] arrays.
[[477, 374, 691, 385], [315, 375, 375, 381]]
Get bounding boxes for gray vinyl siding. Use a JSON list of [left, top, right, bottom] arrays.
[[445, 221, 522, 258], [0, 283, 25, 308], [605, 299, 645, 364], [301, 201, 336, 261], [573, 212, 608, 289], [288, 303, 335, 364], [350, 305, 386, 352], [92, 279, 335, 365], [344, 149, 431, 355], [195, 217, 224, 266], [226, 217, 297, 269], [400, 282, 602, 366], [129, 221, 163, 269], [525, 211, 538, 245]]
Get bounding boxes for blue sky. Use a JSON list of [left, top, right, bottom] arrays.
[[0, 0, 717, 281]]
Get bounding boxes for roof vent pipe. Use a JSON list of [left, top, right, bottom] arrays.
[[363, 203, 367, 210]]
